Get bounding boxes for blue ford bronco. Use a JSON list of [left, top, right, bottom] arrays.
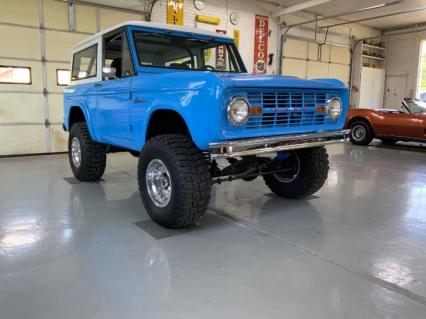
[[64, 21, 350, 228]]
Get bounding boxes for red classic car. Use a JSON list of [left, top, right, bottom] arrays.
[[345, 99, 426, 145]]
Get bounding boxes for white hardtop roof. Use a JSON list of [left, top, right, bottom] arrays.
[[74, 20, 233, 50]]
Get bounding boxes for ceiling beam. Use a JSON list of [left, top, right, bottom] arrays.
[[283, 0, 403, 28], [319, 5, 426, 29], [272, 0, 331, 17]]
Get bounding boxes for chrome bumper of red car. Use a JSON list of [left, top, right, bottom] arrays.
[[209, 129, 351, 158]]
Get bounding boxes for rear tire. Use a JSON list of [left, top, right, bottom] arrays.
[[349, 120, 373, 145], [68, 122, 106, 181], [263, 147, 329, 198], [138, 134, 211, 228]]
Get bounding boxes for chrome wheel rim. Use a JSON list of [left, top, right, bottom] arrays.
[[146, 159, 172, 208], [274, 152, 300, 183], [71, 137, 82, 168], [352, 125, 366, 142]]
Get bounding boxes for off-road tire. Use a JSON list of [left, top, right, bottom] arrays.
[[263, 147, 329, 198], [69, 122, 106, 181], [138, 134, 211, 228], [349, 120, 373, 145]]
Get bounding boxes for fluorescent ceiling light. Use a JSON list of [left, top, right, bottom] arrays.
[[273, 0, 331, 17]]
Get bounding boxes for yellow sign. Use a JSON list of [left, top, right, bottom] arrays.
[[195, 15, 221, 25], [233, 29, 240, 48], [167, 0, 184, 25]]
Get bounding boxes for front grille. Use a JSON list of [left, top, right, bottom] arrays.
[[245, 91, 327, 129]]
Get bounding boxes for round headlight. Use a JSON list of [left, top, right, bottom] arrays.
[[327, 97, 342, 120], [228, 97, 250, 125]]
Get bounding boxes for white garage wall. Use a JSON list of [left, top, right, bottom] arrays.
[[0, 0, 145, 156], [384, 31, 425, 106]]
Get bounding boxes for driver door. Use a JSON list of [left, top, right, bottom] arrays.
[[377, 107, 422, 139], [95, 29, 135, 144]]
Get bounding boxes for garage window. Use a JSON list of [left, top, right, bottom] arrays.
[[0, 66, 31, 84], [418, 40, 426, 100], [71, 44, 97, 80], [56, 69, 70, 86]]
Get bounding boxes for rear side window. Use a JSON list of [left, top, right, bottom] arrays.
[[71, 44, 97, 80]]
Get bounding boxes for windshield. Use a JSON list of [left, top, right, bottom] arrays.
[[132, 31, 246, 73], [405, 100, 426, 114]]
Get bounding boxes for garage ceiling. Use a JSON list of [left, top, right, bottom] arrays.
[[80, 0, 426, 31]]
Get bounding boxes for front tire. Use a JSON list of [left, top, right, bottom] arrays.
[[349, 120, 373, 145], [68, 122, 106, 181], [138, 134, 211, 228], [263, 147, 329, 198]]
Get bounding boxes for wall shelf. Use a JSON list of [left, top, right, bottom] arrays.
[[362, 54, 385, 61], [362, 43, 385, 50], [351, 40, 386, 109]]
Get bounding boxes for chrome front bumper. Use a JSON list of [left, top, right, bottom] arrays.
[[209, 129, 351, 158]]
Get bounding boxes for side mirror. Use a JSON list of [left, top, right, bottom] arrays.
[[102, 66, 117, 79]]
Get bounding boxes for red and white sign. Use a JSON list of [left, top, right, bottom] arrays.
[[216, 29, 227, 71], [253, 14, 269, 74]]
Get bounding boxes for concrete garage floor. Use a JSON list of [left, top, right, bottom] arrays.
[[0, 143, 425, 319]]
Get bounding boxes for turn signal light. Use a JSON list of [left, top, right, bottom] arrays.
[[250, 106, 262, 115], [316, 105, 326, 113]]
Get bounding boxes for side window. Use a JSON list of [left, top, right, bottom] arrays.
[[0, 65, 31, 84], [122, 32, 135, 77], [71, 45, 97, 80], [104, 30, 135, 79], [56, 69, 70, 86]]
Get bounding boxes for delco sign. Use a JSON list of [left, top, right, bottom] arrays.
[[253, 14, 269, 74]]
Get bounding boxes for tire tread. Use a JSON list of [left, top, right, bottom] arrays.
[[69, 122, 106, 181], [138, 134, 211, 228]]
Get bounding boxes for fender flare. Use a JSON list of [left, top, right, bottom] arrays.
[[67, 104, 98, 140]]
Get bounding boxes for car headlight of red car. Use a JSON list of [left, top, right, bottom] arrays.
[[327, 97, 342, 120]]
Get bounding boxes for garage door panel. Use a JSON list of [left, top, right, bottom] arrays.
[[283, 39, 307, 59], [320, 44, 330, 62], [0, 26, 40, 59], [0, 59, 44, 91], [76, 4, 97, 33], [282, 58, 306, 78], [44, 0, 69, 30], [0, 93, 44, 123], [46, 63, 70, 92], [45, 31, 87, 61], [308, 42, 318, 60], [48, 94, 64, 123], [329, 64, 350, 83], [307, 61, 328, 79], [49, 125, 67, 152], [330, 46, 350, 64], [0, 125, 45, 155], [0, 0, 39, 26], [100, 9, 143, 29]]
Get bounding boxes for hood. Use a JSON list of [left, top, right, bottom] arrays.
[[216, 73, 347, 90]]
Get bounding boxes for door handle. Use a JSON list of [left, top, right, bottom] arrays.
[[134, 97, 145, 104], [94, 83, 103, 87]]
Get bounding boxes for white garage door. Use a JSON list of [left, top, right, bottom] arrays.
[[0, 0, 144, 156], [282, 38, 350, 84]]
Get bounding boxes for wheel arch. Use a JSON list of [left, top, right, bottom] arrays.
[[145, 109, 192, 142], [67, 105, 97, 140]]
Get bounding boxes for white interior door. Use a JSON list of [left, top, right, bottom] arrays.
[[384, 74, 408, 110], [359, 67, 385, 109]]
